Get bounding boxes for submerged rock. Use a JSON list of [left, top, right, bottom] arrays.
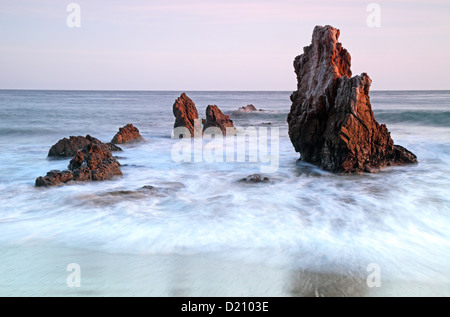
[[203, 105, 235, 135], [107, 142, 123, 152], [239, 174, 270, 183], [287, 25, 417, 173], [48, 135, 121, 158], [36, 141, 122, 187], [111, 124, 143, 144], [173, 93, 201, 137], [238, 104, 257, 112]]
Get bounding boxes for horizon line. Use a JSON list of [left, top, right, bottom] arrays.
[[1, 89, 449, 92]]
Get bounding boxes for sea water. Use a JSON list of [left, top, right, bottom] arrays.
[[0, 90, 448, 296]]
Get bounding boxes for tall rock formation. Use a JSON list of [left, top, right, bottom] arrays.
[[203, 105, 235, 135], [287, 25, 417, 173], [173, 93, 201, 137]]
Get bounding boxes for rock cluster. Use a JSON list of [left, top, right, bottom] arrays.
[[173, 93, 235, 137], [36, 126, 141, 187], [36, 141, 122, 187], [287, 25, 417, 173]]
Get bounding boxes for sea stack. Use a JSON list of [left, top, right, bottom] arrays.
[[203, 105, 235, 135], [173, 93, 201, 137], [287, 25, 417, 173]]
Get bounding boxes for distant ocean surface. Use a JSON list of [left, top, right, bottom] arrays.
[[0, 90, 449, 296]]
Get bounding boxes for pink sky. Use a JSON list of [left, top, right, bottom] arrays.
[[0, 0, 449, 90]]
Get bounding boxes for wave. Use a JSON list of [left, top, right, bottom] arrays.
[[375, 110, 450, 127]]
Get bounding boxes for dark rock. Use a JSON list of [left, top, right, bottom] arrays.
[[239, 174, 270, 183], [173, 93, 201, 137], [111, 124, 143, 144], [69, 142, 122, 181], [107, 142, 123, 152], [141, 185, 158, 192], [48, 136, 92, 157], [36, 141, 122, 187], [203, 105, 235, 135], [287, 25, 417, 174], [35, 170, 74, 187], [48, 135, 121, 158]]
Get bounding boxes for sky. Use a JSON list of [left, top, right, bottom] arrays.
[[0, 0, 449, 91]]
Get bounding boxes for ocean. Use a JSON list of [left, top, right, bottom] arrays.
[[0, 90, 449, 296]]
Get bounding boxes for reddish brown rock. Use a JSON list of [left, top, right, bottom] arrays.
[[36, 141, 122, 187], [35, 170, 74, 187], [48, 136, 92, 157], [203, 105, 235, 135], [173, 93, 201, 137], [111, 124, 143, 144], [287, 25, 417, 173], [48, 135, 121, 158]]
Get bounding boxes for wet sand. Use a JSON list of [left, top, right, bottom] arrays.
[[1, 242, 448, 297]]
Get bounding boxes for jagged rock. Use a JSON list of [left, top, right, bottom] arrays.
[[107, 143, 123, 152], [48, 136, 92, 157], [35, 170, 74, 187], [48, 135, 121, 158], [111, 124, 143, 144], [68, 142, 122, 181], [173, 93, 201, 137], [36, 142, 122, 187], [287, 25, 417, 173], [239, 174, 270, 183], [203, 105, 235, 135]]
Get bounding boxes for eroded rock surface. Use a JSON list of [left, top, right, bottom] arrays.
[[203, 105, 235, 135], [287, 25, 417, 173], [111, 124, 143, 144], [173, 93, 201, 137], [36, 141, 122, 187], [48, 135, 121, 158]]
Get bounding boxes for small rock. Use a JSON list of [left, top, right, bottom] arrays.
[[35, 170, 74, 187], [239, 174, 270, 183], [238, 104, 257, 112], [111, 124, 143, 144]]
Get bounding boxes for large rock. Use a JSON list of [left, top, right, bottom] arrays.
[[36, 142, 122, 187], [203, 105, 235, 135], [173, 93, 201, 137], [287, 25, 417, 173], [111, 124, 143, 144], [48, 136, 92, 157], [48, 135, 121, 158]]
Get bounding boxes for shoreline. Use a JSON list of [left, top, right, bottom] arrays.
[[1, 242, 448, 297]]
